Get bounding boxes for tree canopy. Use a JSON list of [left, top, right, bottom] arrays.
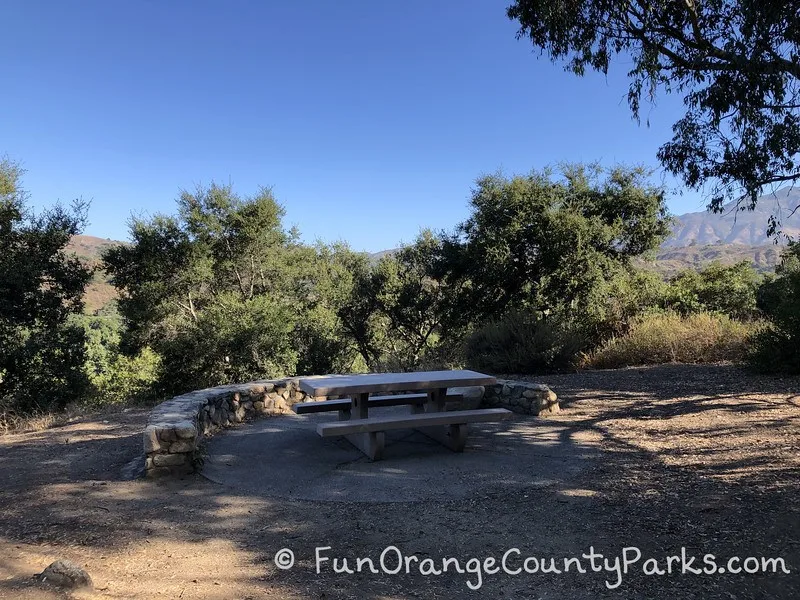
[[336, 231, 467, 372], [664, 260, 762, 320], [751, 242, 800, 372], [442, 164, 672, 332], [0, 158, 92, 413], [103, 183, 364, 395], [507, 0, 800, 236], [5, 155, 800, 417]]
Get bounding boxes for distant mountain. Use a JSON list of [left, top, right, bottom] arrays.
[[65, 235, 123, 314], [67, 189, 800, 313], [65, 235, 121, 266], [367, 248, 399, 264], [637, 243, 784, 278], [664, 186, 800, 247]]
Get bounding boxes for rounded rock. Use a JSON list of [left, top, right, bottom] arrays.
[[38, 560, 92, 590]]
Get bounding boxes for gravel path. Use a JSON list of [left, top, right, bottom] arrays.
[[0, 364, 798, 599]]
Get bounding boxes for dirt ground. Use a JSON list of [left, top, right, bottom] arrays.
[[0, 364, 798, 599]]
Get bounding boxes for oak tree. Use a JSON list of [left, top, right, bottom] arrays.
[[508, 0, 800, 236]]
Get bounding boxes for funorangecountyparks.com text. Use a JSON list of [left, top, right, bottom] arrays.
[[272, 545, 792, 591]]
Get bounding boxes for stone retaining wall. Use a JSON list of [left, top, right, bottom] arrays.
[[482, 380, 560, 415], [143, 377, 559, 477], [144, 378, 310, 477]]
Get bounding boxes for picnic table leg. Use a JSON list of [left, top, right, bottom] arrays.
[[345, 431, 385, 460], [417, 387, 468, 452], [351, 392, 369, 419], [345, 392, 384, 460], [444, 423, 467, 451], [416, 422, 468, 452], [425, 387, 447, 412]]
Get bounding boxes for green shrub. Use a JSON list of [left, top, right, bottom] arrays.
[[748, 243, 800, 374], [585, 312, 757, 369], [156, 293, 299, 396], [746, 325, 800, 374], [73, 313, 161, 406], [87, 347, 161, 406], [664, 261, 761, 320], [465, 311, 589, 374]]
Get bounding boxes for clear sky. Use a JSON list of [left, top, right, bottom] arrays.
[[2, 0, 705, 252]]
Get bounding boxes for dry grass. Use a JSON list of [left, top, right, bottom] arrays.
[[82, 277, 119, 313], [0, 392, 163, 435], [0, 402, 114, 435], [0, 410, 67, 435], [65, 234, 123, 314], [584, 311, 760, 369]]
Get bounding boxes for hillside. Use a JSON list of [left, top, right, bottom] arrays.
[[665, 186, 800, 246], [637, 243, 784, 278], [65, 234, 120, 265], [65, 235, 123, 314], [69, 188, 800, 313]]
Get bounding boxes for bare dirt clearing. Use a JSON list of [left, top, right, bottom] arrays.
[[1, 364, 798, 599]]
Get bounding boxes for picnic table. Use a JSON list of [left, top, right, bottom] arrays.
[[295, 369, 512, 460]]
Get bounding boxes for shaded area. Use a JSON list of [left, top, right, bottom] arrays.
[[0, 364, 797, 599], [523, 364, 800, 489], [202, 409, 597, 502]]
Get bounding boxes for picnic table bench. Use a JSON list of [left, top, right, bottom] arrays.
[[295, 370, 512, 460]]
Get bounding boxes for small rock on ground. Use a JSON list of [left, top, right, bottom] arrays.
[[37, 559, 93, 589]]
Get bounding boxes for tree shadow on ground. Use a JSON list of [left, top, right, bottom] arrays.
[[529, 363, 800, 406], [0, 364, 798, 599]]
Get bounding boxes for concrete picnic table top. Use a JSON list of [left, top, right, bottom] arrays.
[[298, 369, 497, 397]]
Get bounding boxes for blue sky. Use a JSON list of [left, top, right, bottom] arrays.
[[2, 0, 704, 252]]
